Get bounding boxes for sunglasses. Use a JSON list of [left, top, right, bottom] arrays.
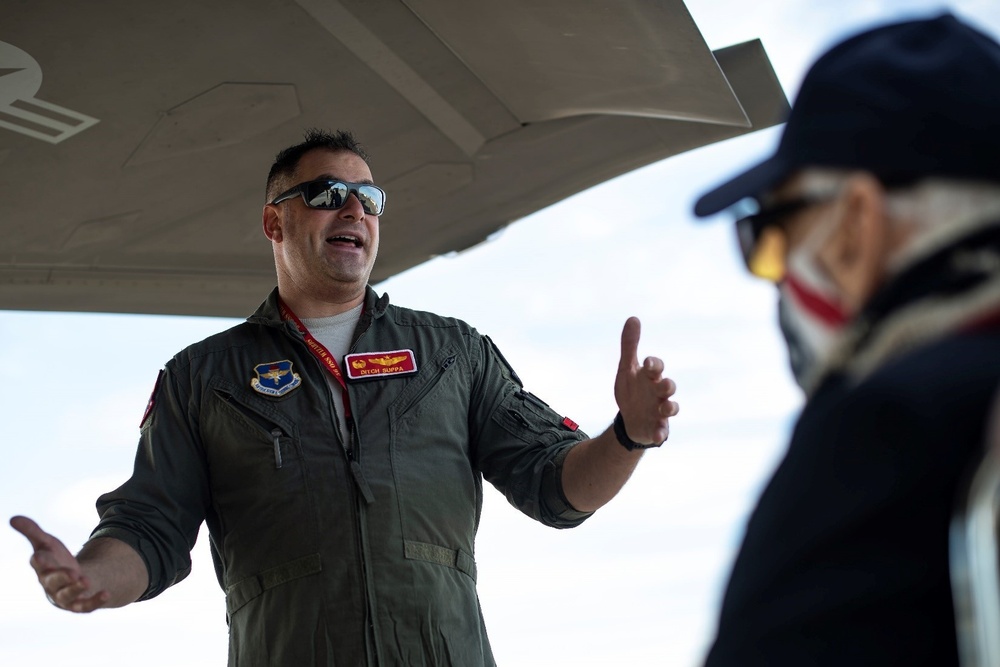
[[734, 196, 831, 282], [270, 179, 386, 216]]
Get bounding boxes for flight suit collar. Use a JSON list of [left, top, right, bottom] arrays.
[[248, 285, 390, 327]]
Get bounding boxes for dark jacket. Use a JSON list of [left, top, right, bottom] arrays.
[[705, 225, 1000, 666], [92, 286, 591, 666]]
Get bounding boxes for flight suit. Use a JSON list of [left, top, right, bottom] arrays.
[[93, 286, 591, 666]]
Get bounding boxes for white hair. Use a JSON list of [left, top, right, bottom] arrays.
[[797, 168, 1000, 271]]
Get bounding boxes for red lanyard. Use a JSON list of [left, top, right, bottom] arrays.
[[279, 298, 352, 419]]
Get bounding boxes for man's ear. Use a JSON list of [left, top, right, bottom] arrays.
[[821, 172, 890, 311], [263, 204, 283, 243]]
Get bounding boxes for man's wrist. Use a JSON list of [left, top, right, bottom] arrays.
[[612, 411, 662, 451]]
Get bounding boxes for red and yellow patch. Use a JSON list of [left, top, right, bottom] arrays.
[[345, 349, 418, 381], [140, 369, 164, 428]]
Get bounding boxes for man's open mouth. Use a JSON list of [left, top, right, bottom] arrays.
[[327, 235, 363, 247]]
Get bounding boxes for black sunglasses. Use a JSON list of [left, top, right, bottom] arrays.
[[734, 196, 831, 281], [270, 179, 386, 216]]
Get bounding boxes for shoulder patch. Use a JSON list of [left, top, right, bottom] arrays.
[[140, 369, 164, 429]]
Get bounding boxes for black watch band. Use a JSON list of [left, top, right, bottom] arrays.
[[613, 411, 662, 451]]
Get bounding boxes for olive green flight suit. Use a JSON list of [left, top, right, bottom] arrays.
[[93, 287, 591, 666]]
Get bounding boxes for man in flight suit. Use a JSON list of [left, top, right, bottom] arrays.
[[12, 129, 679, 666]]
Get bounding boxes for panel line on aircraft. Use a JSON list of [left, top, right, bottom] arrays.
[[295, 0, 487, 157]]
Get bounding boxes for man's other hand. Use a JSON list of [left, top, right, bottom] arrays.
[[10, 515, 111, 612]]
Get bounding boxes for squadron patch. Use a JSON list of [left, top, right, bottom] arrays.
[[140, 369, 164, 429], [345, 349, 418, 381], [251, 360, 302, 397]]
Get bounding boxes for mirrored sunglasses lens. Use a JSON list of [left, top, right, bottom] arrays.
[[356, 186, 384, 215], [305, 181, 348, 208]]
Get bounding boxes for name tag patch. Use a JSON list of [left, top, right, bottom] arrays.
[[251, 360, 302, 397], [346, 349, 418, 381]]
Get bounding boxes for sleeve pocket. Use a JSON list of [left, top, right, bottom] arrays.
[[492, 389, 566, 446]]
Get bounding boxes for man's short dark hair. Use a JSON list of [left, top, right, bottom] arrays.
[[266, 129, 371, 202]]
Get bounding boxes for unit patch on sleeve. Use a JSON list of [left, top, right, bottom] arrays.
[[140, 369, 165, 429], [345, 349, 418, 381], [251, 360, 302, 397]]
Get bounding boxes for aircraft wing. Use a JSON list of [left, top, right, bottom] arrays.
[[0, 0, 787, 317]]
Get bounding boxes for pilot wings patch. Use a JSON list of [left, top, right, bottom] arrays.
[[345, 349, 418, 381]]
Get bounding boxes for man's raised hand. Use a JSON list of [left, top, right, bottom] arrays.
[[614, 317, 679, 446]]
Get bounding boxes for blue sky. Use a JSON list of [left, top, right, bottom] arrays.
[[3, 3, 1000, 665]]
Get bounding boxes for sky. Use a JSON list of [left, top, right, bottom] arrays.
[[3, 2, 1000, 666]]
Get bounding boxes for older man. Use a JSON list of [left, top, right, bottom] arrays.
[[694, 13, 1000, 666], [12, 130, 678, 666]]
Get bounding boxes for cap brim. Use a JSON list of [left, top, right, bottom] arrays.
[[693, 155, 792, 218]]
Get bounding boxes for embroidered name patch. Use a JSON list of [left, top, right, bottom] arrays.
[[251, 360, 302, 397], [345, 349, 418, 381]]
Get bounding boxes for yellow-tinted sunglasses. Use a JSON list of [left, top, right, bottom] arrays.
[[734, 196, 830, 282]]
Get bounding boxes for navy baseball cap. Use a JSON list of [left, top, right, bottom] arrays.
[[694, 13, 1000, 218]]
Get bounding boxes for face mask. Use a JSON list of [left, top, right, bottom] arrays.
[[777, 219, 851, 390]]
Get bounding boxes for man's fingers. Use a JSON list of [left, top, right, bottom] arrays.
[[11, 515, 101, 612], [49, 573, 88, 603], [31, 550, 75, 576], [49, 575, 109, 613], [40, 567, 81, 591], [642, 356, 665, 378], [619, 317, 641, 371], [10, 516, 52, 552], [659, 400, 680, 418], [68, 590, 110, 614], [654, 377, 677, 398], [615, 320, 678, 445]]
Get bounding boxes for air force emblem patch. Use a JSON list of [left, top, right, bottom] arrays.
[[251, 360, 302, 397]]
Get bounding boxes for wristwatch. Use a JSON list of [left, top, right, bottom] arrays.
[[613, 411, 663, 451]]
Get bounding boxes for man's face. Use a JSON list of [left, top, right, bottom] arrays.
[[265, 149, 380, 301], [748, 176, 857, 388], [763, 171, 899, 314]]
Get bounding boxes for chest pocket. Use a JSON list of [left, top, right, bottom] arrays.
[[388, 345, 461, 420], [208, 377, 300, 468], [385, 343, 478, 570]]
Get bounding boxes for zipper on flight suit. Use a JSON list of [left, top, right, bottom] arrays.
[[392, 352, 458, 417], [270, 429, 283, 469], [285, 316, 382, 665], [506, 390, 552, 432], [343, 315, 383, 667], [347, 442, 375, 503]]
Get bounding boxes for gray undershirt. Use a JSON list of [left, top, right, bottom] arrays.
[[300, 303, 363, 444]]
